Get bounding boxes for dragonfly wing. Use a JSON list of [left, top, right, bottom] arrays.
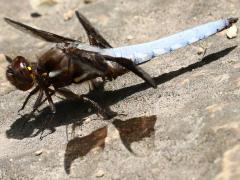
[[75, 11, 112, 48], [4, 18, 76, 43], [103, 55, 156, 88]]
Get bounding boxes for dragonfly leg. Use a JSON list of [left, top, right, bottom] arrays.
[[38, 89, 56, 139], [20, 89, 55, 132], [81, 96, 116, 119], [18, 86, 39, 114], [56, 87, 114, 119], [88, 78, 104, 91]]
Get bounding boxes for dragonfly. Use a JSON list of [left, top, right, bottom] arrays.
[[4, 11, 238, 122]]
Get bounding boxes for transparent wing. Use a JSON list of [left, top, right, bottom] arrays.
[[75, 11, 112, 48], [4, 17, 76, 43]]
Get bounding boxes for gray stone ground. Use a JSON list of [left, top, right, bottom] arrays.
[[0, 0, 240, 179]]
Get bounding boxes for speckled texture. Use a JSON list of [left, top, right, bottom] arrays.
[[0, 0, 240, 179]]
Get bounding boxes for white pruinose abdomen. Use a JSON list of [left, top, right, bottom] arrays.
[[100, 18, 235, 64]]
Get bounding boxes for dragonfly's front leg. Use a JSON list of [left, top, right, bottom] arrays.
[[81, 95, 114, 119], [18, 86, 39, 114], [39, 89, 56, 140], [19, 88, 43, 132]]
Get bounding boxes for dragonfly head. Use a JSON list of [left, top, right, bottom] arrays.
[[6, 56, 35, 91]]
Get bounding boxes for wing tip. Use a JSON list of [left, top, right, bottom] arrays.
[[75, 10, 87, 23], [75, 10, 79, 16], [3, 17, 21, 27], [3, 17, 12, 23], [75, 10, 82, 19]]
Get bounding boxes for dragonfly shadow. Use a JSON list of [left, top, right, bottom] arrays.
[[64, 115, 156, 175], [5, 46, 236, 140], [5, 99, 97, 140]]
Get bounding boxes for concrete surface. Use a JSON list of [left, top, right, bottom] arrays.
[[0, 0, 240, 179]]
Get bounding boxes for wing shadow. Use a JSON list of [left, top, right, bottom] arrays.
[[64, 126, 107, 174], [112, 115, 157, 154], [64, 115, 156, 174]]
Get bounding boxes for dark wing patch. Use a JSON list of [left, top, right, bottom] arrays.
[[4, 17, 76, 43], [65, 48, 107, 83], [75, 11, 112, 48], [103, 55, 156, 88]]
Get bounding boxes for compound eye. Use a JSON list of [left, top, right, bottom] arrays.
[[6, 56, 34, 91]]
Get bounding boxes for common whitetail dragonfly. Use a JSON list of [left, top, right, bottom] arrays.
[[4, 11, 237, 123]]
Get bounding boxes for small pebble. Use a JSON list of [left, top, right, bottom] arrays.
[[39, 0, 57, 6], [197, 47, 205, 55], [84, 0, 94, 4], [226, 24, 238, 39], [35, 150, 43, 156], [63, 10, 74, 21], [31, 12, 42, 18], [85, 117, 91, 123], [36, 41, 46, 49], [95, 169, 104, 177], [127, 35, 134, 40]]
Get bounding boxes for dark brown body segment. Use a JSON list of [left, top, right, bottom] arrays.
[[38, 47, 113, 88]]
